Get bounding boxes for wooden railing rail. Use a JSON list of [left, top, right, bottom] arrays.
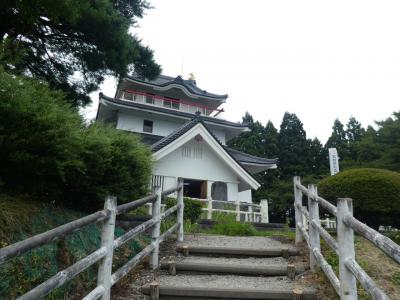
[[0, 179, 185, 300], [294, 176, 399, 300]]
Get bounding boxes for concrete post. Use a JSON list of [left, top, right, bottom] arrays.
[[260, 199, 269, 223], [97, 196, 117, 300], [337, 198, 357, 300], [207, 198, 213, 220], [293, 176, 303, 244], [177, 178, 184, 242], [235, 200, 241, 222], [248, 205, 253, 222], [150, 186, 161, 270], [308, 184, 320, 272]]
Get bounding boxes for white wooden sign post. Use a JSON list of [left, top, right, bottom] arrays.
[[329, 148, 340, 176]]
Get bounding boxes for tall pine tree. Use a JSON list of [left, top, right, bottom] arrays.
[[277, 112, 308, 179], [325, 119, 349, 161]]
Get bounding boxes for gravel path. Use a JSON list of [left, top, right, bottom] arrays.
[[180, 234, 290, 249]]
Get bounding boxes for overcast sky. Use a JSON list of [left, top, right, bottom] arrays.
[[85, 0, 400, 143]]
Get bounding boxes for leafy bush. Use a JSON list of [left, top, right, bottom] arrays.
[[165, 197, 203, 223], [318, 168, 400, 228], [0, 69, 152, 210], [211, 213, 257, 236]]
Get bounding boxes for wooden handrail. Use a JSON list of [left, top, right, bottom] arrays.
[[293, 176, 399, 300], [0, 209, 109, 265], [1, 181, 185, 300]]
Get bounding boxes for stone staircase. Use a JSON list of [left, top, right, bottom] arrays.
[[140, 235, 317, 300]]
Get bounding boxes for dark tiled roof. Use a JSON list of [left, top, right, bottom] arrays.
[[225, 147, 278, 166], [151, 113, 277, 172], [152, 116, 203, 152], [99, 93, 248, 129], [139, 133, 164, 146], [126, 74, 228, 100]]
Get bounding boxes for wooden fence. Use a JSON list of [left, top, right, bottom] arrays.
[[0, 180, 185, 300], [146, 197, 269, 223], [294, 176, 400, 300]]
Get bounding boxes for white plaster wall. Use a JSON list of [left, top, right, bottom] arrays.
[[152, 138, 256, 203], [227, 182, 239, 202], [154, 138, 239, 184], [238, 189, 252, 203], [116, 110, 227, 144], [117, 112, 182, 136]]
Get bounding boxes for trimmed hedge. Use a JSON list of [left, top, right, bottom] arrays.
[[165, 197, 203, 223], [0, 68, 152, 211], [318, 168, 400, 228]]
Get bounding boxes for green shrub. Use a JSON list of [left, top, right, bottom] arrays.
[[0, 69, 152, 210], [318, 168, 400, 228], [165, 197, 203, 223], [211, 213, 257, 236]]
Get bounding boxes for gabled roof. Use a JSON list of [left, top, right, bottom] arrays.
[[126, 74, 228, 101], [151, 114, 261, 190], [150, 113, 277, 190], [134, 119, 278, 170]]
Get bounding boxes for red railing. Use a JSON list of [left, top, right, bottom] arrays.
[[123, 89, 224, 115]]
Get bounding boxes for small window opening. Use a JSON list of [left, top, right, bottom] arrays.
[[143, 120, 153, 133]]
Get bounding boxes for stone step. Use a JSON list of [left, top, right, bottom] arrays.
[[161, 261, 305, 277], [177, 245, 300, 257], [141, 275, 317, 300]]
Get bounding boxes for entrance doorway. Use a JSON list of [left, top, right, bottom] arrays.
[[183, 179, 207, 199]]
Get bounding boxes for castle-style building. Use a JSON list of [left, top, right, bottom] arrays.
[[96, 74, 277, 203]]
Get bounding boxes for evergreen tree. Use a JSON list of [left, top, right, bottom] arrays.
[[307, 137, 328, 175], [325, 119, 349, 160], [0, 0, 161, 106], [346, 117, 365, 161], [277, 112, 308, 179], [374, 112, 400, 170], [355, 125, 381, 162], [263, 121, 279, 158], [227, 112, 266, 157], [346, 117, 365, 142]]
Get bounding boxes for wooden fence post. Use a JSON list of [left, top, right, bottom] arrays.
[[207, 197, 213, 220], [293, 176, 303, 245], [260, 200, 269, 223], [248, 205, 253, 223], [150, 186, 162, 270], [308, 184, 320, 272], [235, 200, 241, 222], [337, 198, 357, 300], [177, 178, 184, 243], [97, 196, 117, 300]]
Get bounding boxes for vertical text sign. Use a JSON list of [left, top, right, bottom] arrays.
[[329, 148, 340, 175]]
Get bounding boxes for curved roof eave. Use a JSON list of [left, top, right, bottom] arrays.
[[125, 76, 228, 102], [98, 93, 248, 130]]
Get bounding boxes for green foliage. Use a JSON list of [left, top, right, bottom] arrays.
[[392, 271, 400, 286], [0, 192, 145, 299], [387, 231, 400, 245], [325, 119, 349, 160], [278, 112, 309, 178], [0, 0, 161, 106], [318, 168, 400, 228], [165, 197, 203, 223], [210, 213, 257, 236], [0, 69, 152, 210]]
